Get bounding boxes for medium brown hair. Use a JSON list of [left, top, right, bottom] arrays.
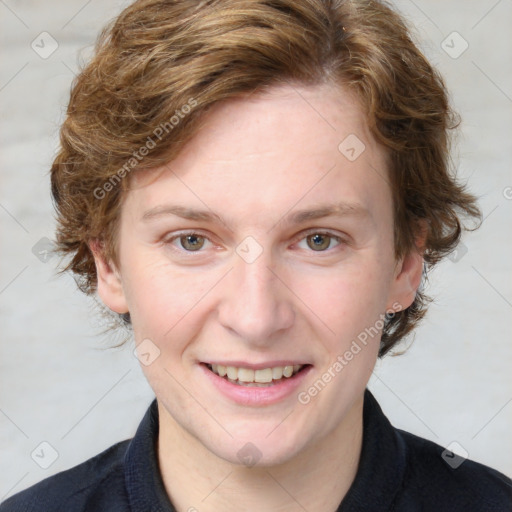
[[50, 0, 481, 356]]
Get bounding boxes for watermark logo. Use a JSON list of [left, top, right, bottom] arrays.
[[237, 442, 262, 467], [441, 31, 469, 59], [236, 236, 264, 264], [448, 242, 468, 263], [32, 237, 56, 263], [31, 441, 59, 469], [338, 134, 366, 162], [134, 338, 161, 366], [31, 32, 58, 59], [441, 441, 468, 469]]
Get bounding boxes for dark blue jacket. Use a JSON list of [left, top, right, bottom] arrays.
[[1, 390, 511, 511]]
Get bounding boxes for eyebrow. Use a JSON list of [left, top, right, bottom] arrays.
[[141, 201, 371, 227]]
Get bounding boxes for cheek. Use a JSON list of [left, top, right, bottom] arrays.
[[298, 262, 389, 341], [121, 257, 221, 341]]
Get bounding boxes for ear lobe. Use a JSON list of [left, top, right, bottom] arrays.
[[89, 239, 129, 314]]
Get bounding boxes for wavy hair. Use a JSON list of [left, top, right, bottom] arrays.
[[50, 0, 482, 356]]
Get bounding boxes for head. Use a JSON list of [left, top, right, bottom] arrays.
[[51, 0, 481, 465]]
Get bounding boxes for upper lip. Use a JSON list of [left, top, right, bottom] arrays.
[[203, 361, 310, 370]]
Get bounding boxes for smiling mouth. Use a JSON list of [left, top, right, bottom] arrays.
[[205, 363, 309, 387]]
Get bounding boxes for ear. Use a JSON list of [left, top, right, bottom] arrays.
[[89, 238, 129, 314], [386, 220, 427, 311]]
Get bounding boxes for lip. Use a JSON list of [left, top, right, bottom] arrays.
[[200, 362, 313, 406], [205, 360, 308, 370]]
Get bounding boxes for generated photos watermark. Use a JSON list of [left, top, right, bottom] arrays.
[[93, 97, 197, 200], [297, 301, 402, 405]]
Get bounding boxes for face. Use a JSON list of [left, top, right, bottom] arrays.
[[92, 83, 422, 466]]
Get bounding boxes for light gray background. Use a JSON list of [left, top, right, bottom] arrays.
[[1, 0, 511, 501]]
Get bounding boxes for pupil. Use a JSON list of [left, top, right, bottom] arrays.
[[309, 234, 329, 251], [183, 235, 203, 251]]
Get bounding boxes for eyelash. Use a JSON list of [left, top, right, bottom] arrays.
[[162, 229, 346, 255]]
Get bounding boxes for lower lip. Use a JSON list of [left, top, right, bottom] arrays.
[[200, 364, 312, 406]]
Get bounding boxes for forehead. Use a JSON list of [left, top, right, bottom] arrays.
[[125, 82, 390, 228]]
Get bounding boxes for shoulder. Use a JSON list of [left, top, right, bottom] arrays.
[[0, 440, 130, 512], [395, 428, 512, 511]]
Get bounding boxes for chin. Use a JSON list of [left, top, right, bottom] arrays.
[[197, 414, 317, 468], [211, 435, 309, 468]]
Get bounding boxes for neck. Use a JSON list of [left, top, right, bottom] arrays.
[[157, 396, 364, 512]]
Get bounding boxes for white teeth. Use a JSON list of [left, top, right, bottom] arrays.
[[272, 367, 283, 379], [226, 366, 238, 380], [254, 368, 273, 383], [209, 364, 304, 384], [238, 368, 254, 382], [283, 366, 293, 377]]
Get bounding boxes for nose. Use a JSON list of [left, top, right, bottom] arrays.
[[217, 249, 295, 348]]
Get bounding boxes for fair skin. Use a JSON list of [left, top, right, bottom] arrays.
[[91, 82, 424, 511]]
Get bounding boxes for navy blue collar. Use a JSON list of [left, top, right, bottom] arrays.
[[338, 389, 407, 511], [124, 400, 176, 512], [123, 389, 405, 511]]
